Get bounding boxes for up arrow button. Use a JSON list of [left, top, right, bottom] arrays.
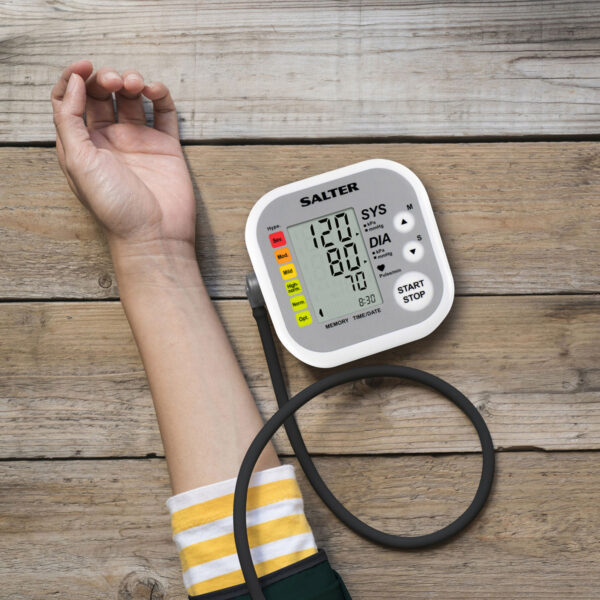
[[393, 211, 415, 233]]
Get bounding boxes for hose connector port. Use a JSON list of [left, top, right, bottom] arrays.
[[245, 272, 265, 309]]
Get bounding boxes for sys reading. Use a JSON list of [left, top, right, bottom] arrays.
[[288, 208, 382, 322]]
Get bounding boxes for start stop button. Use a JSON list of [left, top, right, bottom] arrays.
[[393, 272, 433, 311]]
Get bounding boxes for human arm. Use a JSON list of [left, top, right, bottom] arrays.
[[50, 61, 350, 599], [50, 60, 280, 493]]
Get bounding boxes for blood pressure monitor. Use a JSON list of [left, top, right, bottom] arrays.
[[245, 159, 454, 368], [238, 160, 493, 600]]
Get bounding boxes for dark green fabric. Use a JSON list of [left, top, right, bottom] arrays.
[[228, 560, 352, 600]]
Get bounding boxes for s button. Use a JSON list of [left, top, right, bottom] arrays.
[[403, 241, 424, 262]]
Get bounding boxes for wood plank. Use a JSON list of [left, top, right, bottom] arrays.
[[0, 453, 598, 599], [0, 296, 598, 458], [1, 143, 598, 299], [2, 2, 600, 142]]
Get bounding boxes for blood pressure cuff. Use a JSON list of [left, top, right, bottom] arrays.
[[168, 464, 351, 599]]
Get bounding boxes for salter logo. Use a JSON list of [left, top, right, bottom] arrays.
[[300, 182, 359, 207]]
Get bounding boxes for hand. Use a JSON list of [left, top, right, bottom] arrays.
[[51, 60, 195, 255]]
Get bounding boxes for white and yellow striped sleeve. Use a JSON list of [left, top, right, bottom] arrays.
[[167, 464, 318, 597]]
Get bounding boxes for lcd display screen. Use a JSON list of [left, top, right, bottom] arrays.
[[287, 208, 382, 322]]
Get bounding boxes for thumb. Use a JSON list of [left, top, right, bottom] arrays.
[[53, 73, 93, 161]]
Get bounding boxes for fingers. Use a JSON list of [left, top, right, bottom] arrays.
[[52, 71, 94, 160], [143, 81, 179, 139], [115, 69, 147, 125], [51, 60, 93, 107], [52, 61, 179, 152], [85, 67, 123, 129]]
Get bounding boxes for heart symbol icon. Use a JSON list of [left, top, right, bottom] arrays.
[[377, 264, 385, 272]]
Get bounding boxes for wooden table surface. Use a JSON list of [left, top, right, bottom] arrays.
[[1, 3, 599, 599]]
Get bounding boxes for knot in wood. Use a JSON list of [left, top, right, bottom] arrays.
[[118, 572, 165, 600], [98, 273, 113, 289]]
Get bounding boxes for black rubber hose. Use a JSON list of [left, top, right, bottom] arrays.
[[234, 305, 495, 600]]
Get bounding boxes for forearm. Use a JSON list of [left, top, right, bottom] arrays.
[[51, 61, 337, 599], [110, 238, 280, 494]]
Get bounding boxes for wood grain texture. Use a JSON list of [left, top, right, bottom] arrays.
[[2, 3, 599, 595], [2, 1, 600, 142], [0, 453, 598, 599], [1, 143, 599, 299], [1, 296, 598, 458]]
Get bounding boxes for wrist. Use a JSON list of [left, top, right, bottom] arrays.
[[109, 237, 204, 293]]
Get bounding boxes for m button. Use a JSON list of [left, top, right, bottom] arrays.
[[393, 211, 415, 233]]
